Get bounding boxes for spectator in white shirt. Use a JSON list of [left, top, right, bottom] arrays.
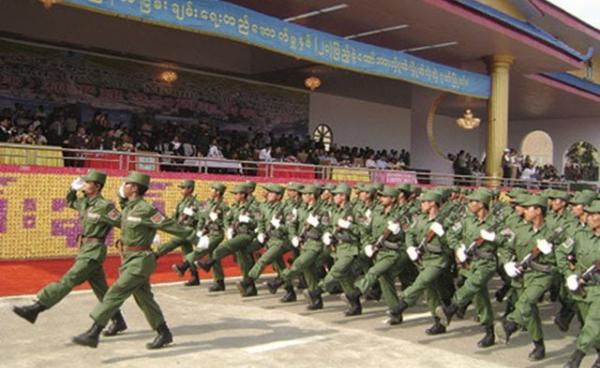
[[207, 139, 224, 159], [259, 145, 273, 162]]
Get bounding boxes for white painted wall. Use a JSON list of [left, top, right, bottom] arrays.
[[309, 93, 411, 151], [410, 87, 486, 174], [509, 117, 600, 173]]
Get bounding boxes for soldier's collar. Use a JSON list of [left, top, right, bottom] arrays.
[[126, 197, 143, 208]]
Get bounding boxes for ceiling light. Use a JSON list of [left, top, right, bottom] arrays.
[[284, 4, 348, 22], [344, 24, 409, 40], [402, 41, 458, 53]]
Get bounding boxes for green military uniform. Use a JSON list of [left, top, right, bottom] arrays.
[[557, 201, 600, 366], [158, 179, 201, 285], [275, 185, 328, 306], [197, 184, 258, 296], [437, 189, 501, 346], [13, 170, 127, 332], [75, 171, 195, 349], [397, 190, 452, 334], [247, 184, 291, 290], [179, 183, 229, 290], [495, 195, 561, 361], [354, 187, 410, 323], [318, 183, 363, 315]]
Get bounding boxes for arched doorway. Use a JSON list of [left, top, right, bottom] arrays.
[[312, 124, 333, 152], [521, 130, 553, 166]]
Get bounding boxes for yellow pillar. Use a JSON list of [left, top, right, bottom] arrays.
[[485, 54, 514, 186]]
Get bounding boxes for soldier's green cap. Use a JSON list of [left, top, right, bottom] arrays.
[[413, 186, 422, 196], [420, 190, 442, 205], [243, 181, 256, 192], [300, 184, 320, 195], [372, 183, 384, 192], [230, 184, 248, 194], [263, 184, 285, 195], [81, 169, 106, 185], [396, 183, 412, 193], [378, 186, 399, 198], [506, 187, 526, 198], [584, 200, 600, 213], [332, 183, 352, 196], [287, 182, 303, 192], [178, 179, 195, 189], [362, 184, 378, 195], [570, 191, 596, 206], [354, 183, 367, 192], [434, 187, 452, 201], [547, 189, 571, 201], [465, 189, 491, 205], [520, 195, 547, 210], [322, 183, 336, 192], [123, 171, 150, 187], [512, 193, 529, 205], [210, 182, 226, 193]]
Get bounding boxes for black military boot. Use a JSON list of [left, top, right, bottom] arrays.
[[365, 283, 382, 301], [495, 319, 518, 344], [184, 268, 200, 287], [146, 322, 173, 349], [12, 301, 47, 324], [343, 290, 362, 317], [103, 310, 127, 337], [477, 325, 495, 348], [208, 280, 225, 292], [304, 288, 323, 310], [72, 323, 104, 348], [244, 279, 258, 297], [236, 279, 249, 297], [266, 278, 285, 294], [563, 349, 585, 368], [554, 305, 575, 332], [495, 283, 510, 303], [194, 258, 214, 272], [425, 317, 446, 335], [528, 340, 545, 361], [171, 262, 189, 277], [296, 275, 308, 290], [280, 286, 297, 303], [435, 303, 458, 327], [387, 305, 404, 325], [456, 301, 470, 319]]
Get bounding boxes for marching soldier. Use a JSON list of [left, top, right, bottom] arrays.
[[158, 179, 201, 286], [71, 171, 195, 349], [172, 182, 229, 292], [13, 169, 127, 337], [495, 195, 562, 361]]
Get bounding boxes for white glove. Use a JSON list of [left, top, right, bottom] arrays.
[[226, 227, 234, 240], [480, 229, 496, 242], [536, 239, 553, 255], [196, 230, 204, 238], [365, 209, 372, 220], [196, 236, 210, 250], [209, 211, 218, 222], [291, 236, 300, 248], [183, 207, 195, 216], [307, 214, 320, 227], [337, 218, 351, 229], [322, 232, 333, 246], [407, 246, 420, 261], [118, 183, 126, 199], [364, 244, 375, 258], [71, 177, 85, 191], [270, 217, 281, 229], [455, 244, 468, 263], [257, 233, 266, 244], [430, 222, 445, 237], [387, 221, 401, 235], [504, 261, 521, 278], [152, 234, 161, 245], [238, 214, 250, 223], [566, 274, 580, 291]]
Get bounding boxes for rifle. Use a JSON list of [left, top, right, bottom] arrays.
[[517, 227, 563, 272], [458, 206, 508, 266], [576, 261, 600, 298]]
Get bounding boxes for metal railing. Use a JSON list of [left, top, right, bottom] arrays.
[[0, 143, 596, 191]]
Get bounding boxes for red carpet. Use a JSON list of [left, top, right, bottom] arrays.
[[0, 254, 273, 297]]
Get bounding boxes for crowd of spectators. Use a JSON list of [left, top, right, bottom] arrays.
[[0, 103, 410, 172]]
